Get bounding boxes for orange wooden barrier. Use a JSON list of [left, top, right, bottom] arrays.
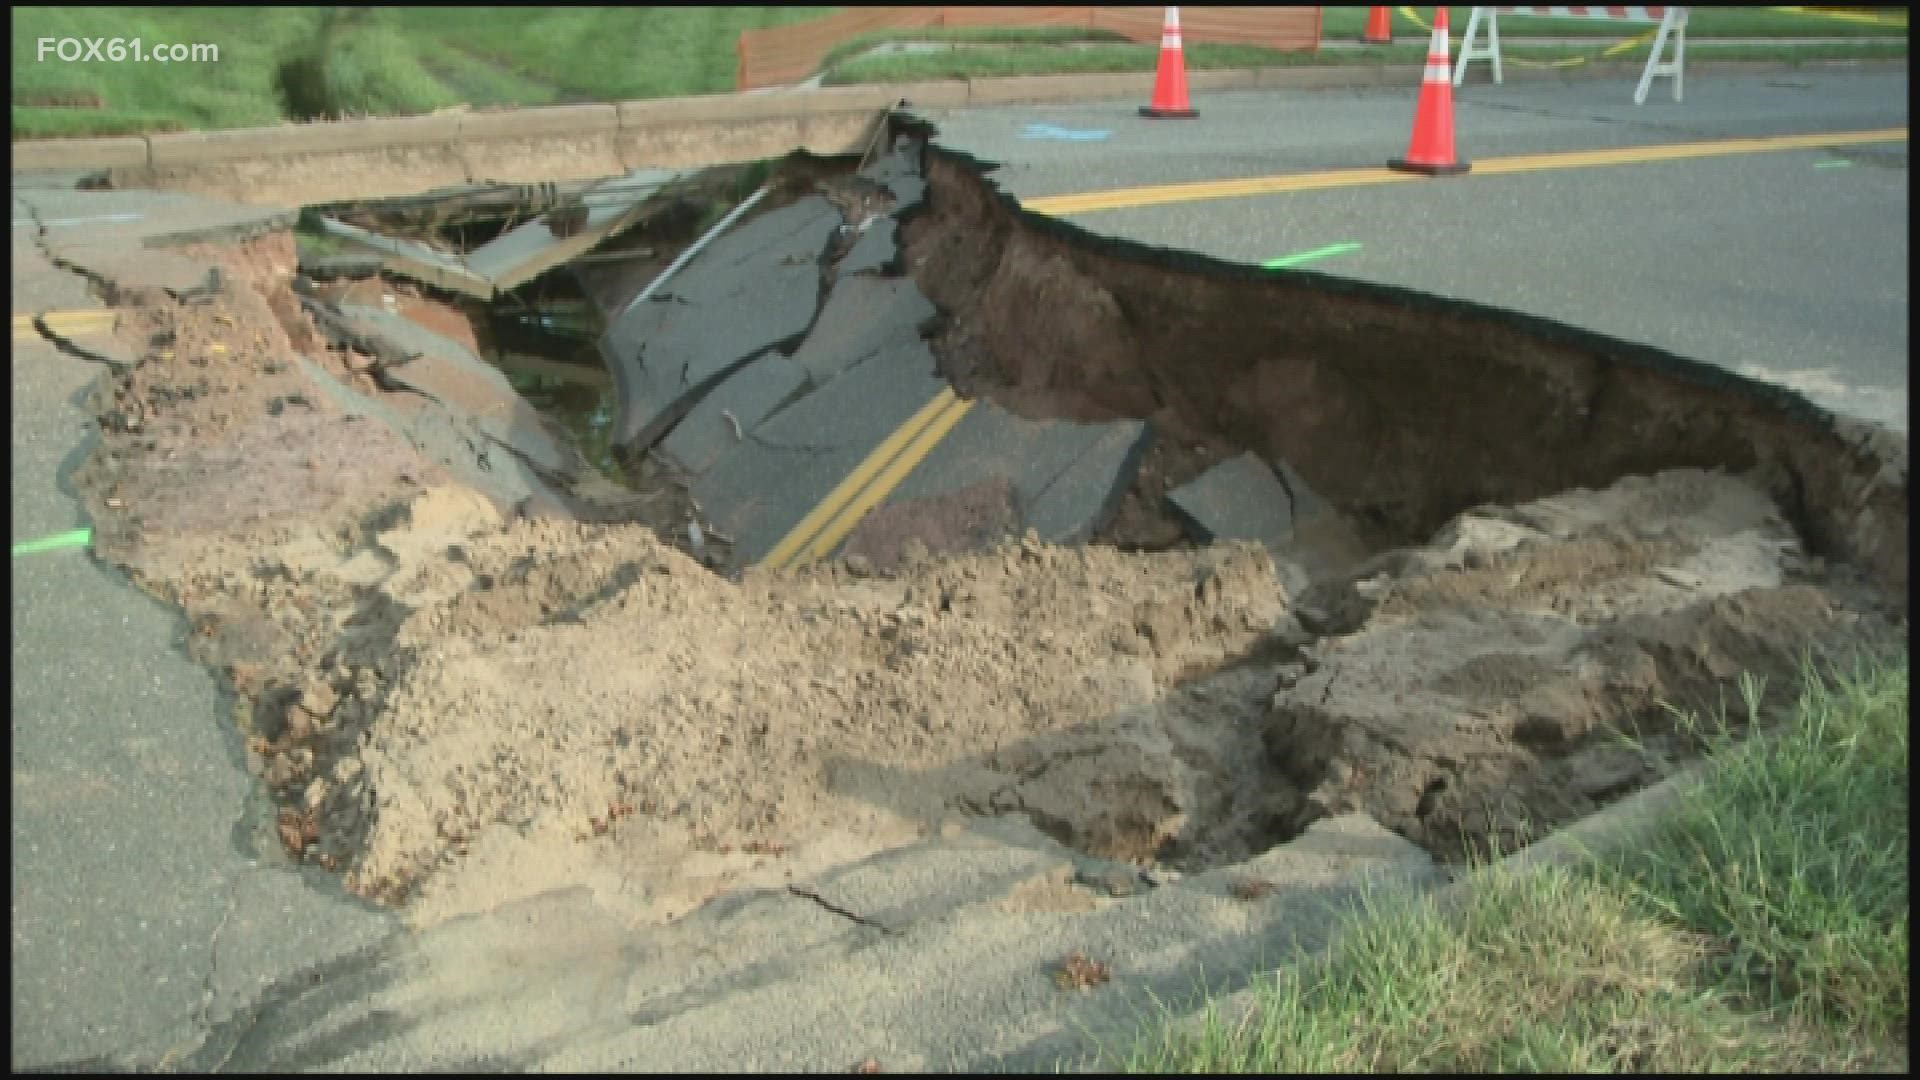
[[736, 7, 1322, 90]]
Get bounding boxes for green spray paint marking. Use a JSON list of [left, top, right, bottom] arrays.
[[1813, 159, 1854, 168], [12, 528, 91, 557], [1263, 241, 1363, 269]]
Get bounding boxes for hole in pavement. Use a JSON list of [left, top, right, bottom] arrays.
[[69, 113, 1906, 915], [293, 153, 867, 496]]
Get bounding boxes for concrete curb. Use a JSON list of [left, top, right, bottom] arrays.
[[13, 58, 1906, 175]]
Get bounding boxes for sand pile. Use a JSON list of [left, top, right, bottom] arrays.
[[338, 496, 1288, 913]]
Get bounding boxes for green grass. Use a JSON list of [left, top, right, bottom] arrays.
[[12, 6, 325, 136], [11, 5, 829, 138], [815, 24, 1131, 73], [1319, 5, 1908, 40], [1115, 654, 1909, 1073], [822, 39, 1908, 86], [381, 6, 830, 104]]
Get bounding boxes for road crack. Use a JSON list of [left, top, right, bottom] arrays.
[[198, 874, 243, 1028], [785, 884, 901, 935], [153, 871, 247, 1071]]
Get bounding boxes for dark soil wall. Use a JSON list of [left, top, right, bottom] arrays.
[[895, 117, 1908, 601]]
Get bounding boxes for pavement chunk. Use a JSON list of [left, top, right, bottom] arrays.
[[600, 195, 840, 449], [838, 217, 898, 277], [862, 400, 1151, 551], [1166, 451, 1328, 548], [304, 305, 581, 505], [1022, 417, 1153, 543], [693, 337, 950, 566], [786, 275, 935, 387], [42, 240, 216, 296], [657, 348, 808, 477]]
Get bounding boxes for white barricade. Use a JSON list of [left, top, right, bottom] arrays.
[[1453, 6, 1689, 104]]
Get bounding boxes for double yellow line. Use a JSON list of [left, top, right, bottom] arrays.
[[12, 309, 115, 341], [760, 385, 976, 569]]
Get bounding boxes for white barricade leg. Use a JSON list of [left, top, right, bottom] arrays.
[[1453, 7, 1503, 87], [1634, 7, 1687, 104]]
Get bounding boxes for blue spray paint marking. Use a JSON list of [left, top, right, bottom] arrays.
[[1019, 123, 1112, 142]]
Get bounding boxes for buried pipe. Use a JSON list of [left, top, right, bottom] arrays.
[[618, 184, 773, 321]]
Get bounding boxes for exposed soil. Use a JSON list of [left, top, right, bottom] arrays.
[[897, 128, 1910, 598], [60, 119, 1906, 936], [838, 476, 1022, 574]]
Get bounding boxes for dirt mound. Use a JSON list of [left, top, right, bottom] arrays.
[[347, 519, 1285, 910]]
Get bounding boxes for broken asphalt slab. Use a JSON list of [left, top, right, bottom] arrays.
[[14, 188, 294, 248], [604, 137, 1151, 571], [656, 347, 808, 477], [784, 274, 936, 387], [316, 217, 489, 297], [1167, 451, 1330, 548], [12, 234, 104, 315], [871, 400, 1151, 547], [691, 335, 953, 565], [838, 215, 898, 276], [600, 195, 841, 449], [290, 305, 580, 514], [459, 168, 684, 295]]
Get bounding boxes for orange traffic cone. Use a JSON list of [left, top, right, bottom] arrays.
[[1140, 7, 1198, 119], [1361, 6, 1393, 45], [1389, 8, 1470, 175]]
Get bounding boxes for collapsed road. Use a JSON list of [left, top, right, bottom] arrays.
[[16, 110, 1909, 1070]]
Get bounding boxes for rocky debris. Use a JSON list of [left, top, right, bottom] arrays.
[[1264, 468, 1891, 862], [1052, 951, 1112, 992]]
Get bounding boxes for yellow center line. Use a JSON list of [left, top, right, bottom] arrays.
[[1023, 127, 1909, 215], [762, 386, 961, 569], [12, 309, 116, 340], [795, 392, 975, 567]]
